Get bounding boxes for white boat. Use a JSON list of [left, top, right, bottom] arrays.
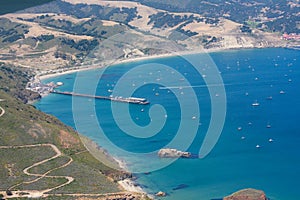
[[269, 138, 274, 143], [252, 101, 260, 106], [256, 145, 261, 148], [56, 81, 63, 86], [280, 90, 285, 94]]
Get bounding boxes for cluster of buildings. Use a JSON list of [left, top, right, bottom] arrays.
[[282, 33, 300, 40], [26, 77, 57, 96]]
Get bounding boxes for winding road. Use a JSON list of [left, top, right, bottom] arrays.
[[0, 99, 75, 198], [0, 99, 5, 117], [0, 100, 140, 199], [0, 144, 74, 198], [0, 144, 139, 199]]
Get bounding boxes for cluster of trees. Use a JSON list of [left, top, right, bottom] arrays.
[[61, 38, 99, 51], [2, 34, 25, 43], [0, 18, 29, 43], [127, 0, 299, 34], [240, 25, 252, 33], [36, 34, 54, 42], [25, 1, 139, 25], [24, 15, 125, 40], [148, 12, 200, 28]]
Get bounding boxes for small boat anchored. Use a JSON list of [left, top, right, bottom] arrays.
[[252, 101, 260, 106], [269, 138, 274, 143]]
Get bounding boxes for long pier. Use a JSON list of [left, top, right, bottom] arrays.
[[51, 90, 150, 105]]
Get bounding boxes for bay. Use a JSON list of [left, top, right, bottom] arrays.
[[36, 48, 300, 199]]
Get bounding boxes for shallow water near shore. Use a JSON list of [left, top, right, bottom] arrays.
[[36, 48, 300, 199]]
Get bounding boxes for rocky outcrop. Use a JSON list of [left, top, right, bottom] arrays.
[[224, 188, 267, 200], [155, 191, 166, 197], [158, 148, 191, 158], [105, 193, 144, 200]]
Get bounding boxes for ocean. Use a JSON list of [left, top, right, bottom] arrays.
[[35, 48, 300, 199]]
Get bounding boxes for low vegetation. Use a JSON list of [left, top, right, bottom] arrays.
[[0, 65, 144, 199], [128, 0, 300, 34]]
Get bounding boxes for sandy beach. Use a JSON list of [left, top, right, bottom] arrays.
[[38, 65, 101, 80], [78, 136, 149, 195], [118, 179, 146, 193], [37, 47, 231, 81], [37, 45, 279, 82]]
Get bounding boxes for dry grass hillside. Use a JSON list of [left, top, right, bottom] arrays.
[[0, 0, 296, 71]]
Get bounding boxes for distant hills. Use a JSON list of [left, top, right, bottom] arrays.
[[125, 0, 300, 34], [0, 0, 299, 70]]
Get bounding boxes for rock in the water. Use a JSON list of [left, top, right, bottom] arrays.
[[224, 188, 267, 200], [155, 191, 166, 197], [158, 148, 191, 158]]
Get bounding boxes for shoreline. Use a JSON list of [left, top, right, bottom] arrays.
[[118, 179, 146, 194], [78, 136, 150, 196], [37, 46, 284, 81], [37, 45, 300, 82]]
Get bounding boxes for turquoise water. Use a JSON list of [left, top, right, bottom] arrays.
[[36, 48, 300, 199]]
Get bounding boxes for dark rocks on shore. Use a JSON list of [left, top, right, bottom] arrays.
[[106, 171, 133, 182], [106, 193, 136, 200], [223, 188, 268, 200]]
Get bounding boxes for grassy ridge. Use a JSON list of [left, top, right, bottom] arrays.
[[0, 65, 133, 197]]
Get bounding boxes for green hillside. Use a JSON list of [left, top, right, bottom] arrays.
[[0, 65, 146, 199]]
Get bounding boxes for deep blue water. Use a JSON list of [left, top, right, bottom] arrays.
[[36, 48, 300, 199]]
